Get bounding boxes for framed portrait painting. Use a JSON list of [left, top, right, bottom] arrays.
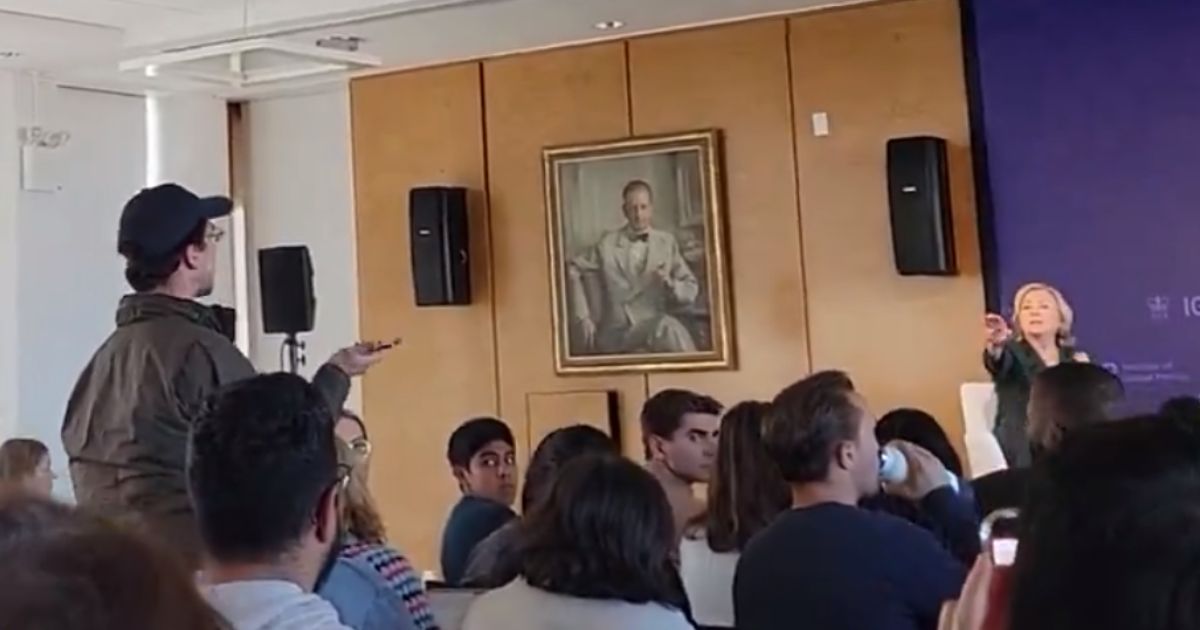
[[543, 129, 734, 374]]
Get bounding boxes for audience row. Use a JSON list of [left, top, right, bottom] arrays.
[[5, 362, 1200, 630]]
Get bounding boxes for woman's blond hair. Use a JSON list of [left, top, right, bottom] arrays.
[[335, 439, 387, 543], [1011, 282, 1075, 346], [0, 439, 48, 483]]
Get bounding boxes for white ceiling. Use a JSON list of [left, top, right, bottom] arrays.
[[0, 0, 867, 97]]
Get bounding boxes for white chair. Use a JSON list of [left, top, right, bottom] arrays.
[[426, 588, 485, 630], [960, 382, 1007, 478]]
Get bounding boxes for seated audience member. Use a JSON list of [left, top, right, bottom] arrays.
[[875, 409, 965, 478], [440, 417, 518, 585], [641, 388, 723, 534], [973, 363, 1123, 517], [0, 438, 57, 497], [320, 435, 431, 630], [1160, 395, 1200, 423], [334, 409, 373, 463], [189, 373, 352, 630], [462, 454, 693, 630], [866, 409, 979, 564], [462, 424, 617, 588], [735, 371, 970, 630], [0, 491, 228, 630], [942, 414, 1200, 630], [680, 401, 789, 629]]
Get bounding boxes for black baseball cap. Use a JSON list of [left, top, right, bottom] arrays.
[[117, 183, 232, 258]]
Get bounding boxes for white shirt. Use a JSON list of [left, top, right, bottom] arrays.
[[629, 237, 650, 274], [202, 580, 351, 630], [679, 534, 740, 628], [462, 578, 692, 630]]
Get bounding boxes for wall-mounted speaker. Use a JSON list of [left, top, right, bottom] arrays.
[[258, 245, 316, 334], [886, 136, 957, 275], [410, 186, 471, 306]]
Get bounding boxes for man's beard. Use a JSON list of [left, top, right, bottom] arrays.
[[195, 278, 215, 299]]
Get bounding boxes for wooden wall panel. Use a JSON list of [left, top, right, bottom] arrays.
[[630, 21, 811, 405], [350, 63, 497, 571], [350, 0, 985, 569], [789, 0, 986, 446], [483, 44, 651, 459], [525, 390, 617, 457]]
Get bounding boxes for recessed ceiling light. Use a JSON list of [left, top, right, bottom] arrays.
[[594, 20, 625, 31]]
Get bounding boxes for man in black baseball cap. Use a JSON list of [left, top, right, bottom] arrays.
[[115, 183, 232, 297], [62, 183, 391, 570]]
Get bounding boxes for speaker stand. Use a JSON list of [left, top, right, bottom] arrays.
[[283, 333, 307, 374]]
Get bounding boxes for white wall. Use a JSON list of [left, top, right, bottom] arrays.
[[13, 82, 147, 497], [0, 72, 22, 440], [244, 86, 362, 411]]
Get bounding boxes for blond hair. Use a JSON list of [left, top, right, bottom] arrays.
[[1011, 282, 1075, 346], [335, 439, 387, 544], [0, 439, 48, 483]]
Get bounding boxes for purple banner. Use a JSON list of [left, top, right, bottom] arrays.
[[967, 0, 1200, 411]]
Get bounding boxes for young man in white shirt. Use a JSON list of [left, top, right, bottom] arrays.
[[189, 373, 357, 630]]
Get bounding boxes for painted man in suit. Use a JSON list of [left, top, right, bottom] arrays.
[[568, 180, 700, 355]]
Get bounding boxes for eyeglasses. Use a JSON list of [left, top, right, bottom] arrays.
[[206, 225, 226, 244], [348, 437, 372, 459]]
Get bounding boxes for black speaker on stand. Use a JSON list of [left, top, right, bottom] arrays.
[[886, 136, 957, 276], [258, 245, 316, 373]]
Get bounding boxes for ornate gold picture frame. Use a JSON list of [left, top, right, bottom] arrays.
[[543, 130, 734, 374]]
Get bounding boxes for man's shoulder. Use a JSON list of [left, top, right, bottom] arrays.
[[203, 581, 351, 630], [743, 505, 917, 556], [457, 496, 517, 523]]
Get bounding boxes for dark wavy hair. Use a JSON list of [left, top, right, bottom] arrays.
[[763, 371, 860, 483], [188, 373, 338, 563], [689, 401, 789, 552], [446, 417, 514, 468], [521, 425, 617, 512], [875, 408, 963, 477], [1012, 414, 1200, 630], [640, 389, 723, 459], [519, 454, 687, 609]]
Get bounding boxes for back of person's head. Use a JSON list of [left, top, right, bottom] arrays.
[[640, 388, 723, 457], [336, 439, 387, 544], [0, 491, 228, 630], [875, 408, 963, 477], [121, 220, 208, 292], [1012, 414, 1200, 630], [1160, 396, 1200, 424], [117, 184, 231, 296], [520, 425, 617, 513], [0, 438, 49, 483], [1028, 362, 1124, 451], [520, 454, 686, 610], [763, 371, 871, 486], [188, 372, 339, 564], [695, 401, 790, 552]]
